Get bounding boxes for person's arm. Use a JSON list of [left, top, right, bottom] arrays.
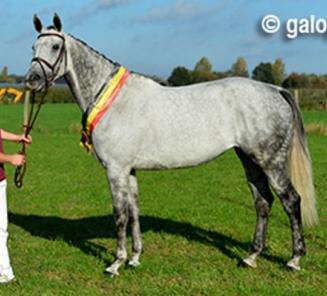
[[0, 129, 32, 144], [0, 152, 25, 166]]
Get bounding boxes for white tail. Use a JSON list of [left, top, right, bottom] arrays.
[[288, 116, 318, 227]]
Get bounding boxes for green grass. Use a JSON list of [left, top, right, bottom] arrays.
[[303, 110, 327, 125], [0, 104, 326, 295]]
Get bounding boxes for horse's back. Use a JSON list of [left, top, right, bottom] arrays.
[[143, 76, 293, 147]]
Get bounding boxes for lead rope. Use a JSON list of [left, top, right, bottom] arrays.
[[14, 89, 47, 188], [14, 32, 65, 188]]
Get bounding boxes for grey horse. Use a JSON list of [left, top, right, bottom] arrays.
[[25, 14, 318, 276]]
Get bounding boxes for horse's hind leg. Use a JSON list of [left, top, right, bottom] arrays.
[[235, 148, 274, 268], [127, 169, 143, 267], [266, 169, 305, 270]]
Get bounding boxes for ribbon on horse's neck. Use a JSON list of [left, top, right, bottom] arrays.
[[31, 32, 67, 89]]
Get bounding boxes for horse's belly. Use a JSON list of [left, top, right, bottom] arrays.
[[134, 132, 235, 169]]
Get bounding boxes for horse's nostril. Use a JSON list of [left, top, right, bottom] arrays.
[[26, 73, 41, 82], [31, 73, 41, 81]]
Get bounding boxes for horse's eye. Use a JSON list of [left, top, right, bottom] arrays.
[[52, 44, 60, 50]]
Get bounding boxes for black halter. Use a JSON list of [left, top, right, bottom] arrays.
[[31, 32, 67, 89]]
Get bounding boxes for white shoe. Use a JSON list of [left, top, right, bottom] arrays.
[[0, 268, 15, 284]]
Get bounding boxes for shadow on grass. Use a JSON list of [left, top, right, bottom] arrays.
[[8, 212, 285, 266]]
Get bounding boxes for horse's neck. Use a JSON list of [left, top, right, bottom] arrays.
[[64, 34, 117, 112]]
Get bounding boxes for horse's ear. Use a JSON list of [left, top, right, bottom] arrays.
[[33, 14, 43, 33], [53, 13, 62, 32]]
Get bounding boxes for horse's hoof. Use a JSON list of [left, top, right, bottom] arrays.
[[286, 261, 301, 271], [127, 259, 140, 268], [104, 267, 120, 277], [286, 256, 301, 271], [241, 257, 257, 268]]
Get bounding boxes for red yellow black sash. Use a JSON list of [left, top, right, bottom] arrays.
[[81, 66, 130, 152]]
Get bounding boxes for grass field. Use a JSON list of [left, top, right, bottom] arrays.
[[0, 104, 326, 295]]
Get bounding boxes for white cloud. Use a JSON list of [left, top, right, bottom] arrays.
[[98, 0, 132, 8], [68, 0, 134, 27], [138, 0, 218, 23]]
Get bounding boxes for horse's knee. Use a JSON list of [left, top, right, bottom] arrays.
[[114, 210, 129, 229]]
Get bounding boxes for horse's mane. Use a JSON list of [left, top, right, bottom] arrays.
[[67, 33, 120, 68], [67, 33, 168, 86]]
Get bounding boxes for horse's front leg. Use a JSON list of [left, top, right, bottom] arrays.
[[105, 169, 130, 277], [127, 169, 143, 267]]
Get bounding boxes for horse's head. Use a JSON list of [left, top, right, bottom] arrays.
[[25, 14, 67, 91]]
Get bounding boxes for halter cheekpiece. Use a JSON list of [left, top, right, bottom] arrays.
[[32, 32, 66, 89]]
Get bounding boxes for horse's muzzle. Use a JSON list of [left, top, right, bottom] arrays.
[[25, 70, 44, 91]]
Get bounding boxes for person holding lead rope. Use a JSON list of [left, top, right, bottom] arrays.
[[0, 129, 31, 283]]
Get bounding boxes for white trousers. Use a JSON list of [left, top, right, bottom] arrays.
[[0, 180, 13, 277]]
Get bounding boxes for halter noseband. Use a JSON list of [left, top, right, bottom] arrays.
[[32, 32, 66, 89]]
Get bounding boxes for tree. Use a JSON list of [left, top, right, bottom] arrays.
[[282, 72, 300, 88], [252, 62, 274, 84], [191, 57, 218, 83], [0, 66, 8, 77], [0, 66, 9, 82], [213, 71, 232, 79], [0, 66, 16, 83], [272, 58, 286, 86], [308, 74, 327, 89], [283, 72, 310, 89], [231, 57, 249, 77], [168, 66, 191, 86], [194, 57, 212, 73]]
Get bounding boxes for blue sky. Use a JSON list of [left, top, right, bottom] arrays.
[[1, 0, 327, 78]]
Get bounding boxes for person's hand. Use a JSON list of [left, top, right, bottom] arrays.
[[9, 154, 25, 166], [17, 134, 32, 145]]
